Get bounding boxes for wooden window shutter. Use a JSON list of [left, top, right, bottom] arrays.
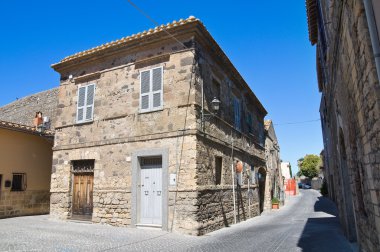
[[77, 84, 95, 123], [152, 67, 162, 108], [233, 97, 241, 131], [77, 86, 86, 122], [140, 70, 150, 111], [140, 67, 163, 112], [85, 84, 95, 121]]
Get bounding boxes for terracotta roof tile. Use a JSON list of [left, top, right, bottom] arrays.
[[0, 120, 54, 136], [53, 16, 198, 66]]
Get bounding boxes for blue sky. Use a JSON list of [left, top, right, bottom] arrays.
[[0, 0, 322, 174]]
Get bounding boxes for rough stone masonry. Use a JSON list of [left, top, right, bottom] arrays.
[[50, 17, 267, 235]]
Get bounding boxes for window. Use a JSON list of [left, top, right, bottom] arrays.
[[233, 96, 241, 131], [140, 67, 163, 112], [258, 122, 265, 146], [76, 84, 95, 123], [246, 112, 253, 134], [215, 156, 222, 185], [372, 0, 380, 40], [212, 78, 221, 100], [11, 173, 26, 191]]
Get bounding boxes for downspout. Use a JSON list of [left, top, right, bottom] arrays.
[[363, 0, 380, 84]]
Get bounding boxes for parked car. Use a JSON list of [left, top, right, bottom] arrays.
[[298, 183, 311, 189], [302, 184, 311, 189]]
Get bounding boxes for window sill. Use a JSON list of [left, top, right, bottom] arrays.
[[75, 120, 94, 126], [139, 107, 164, 114]]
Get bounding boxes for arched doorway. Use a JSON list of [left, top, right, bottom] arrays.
[[258, 167, 266, 213]]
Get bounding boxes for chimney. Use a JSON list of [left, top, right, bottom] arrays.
[[33, 111, 44, 132]]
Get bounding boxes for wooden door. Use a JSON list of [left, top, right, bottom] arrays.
[[140, 157, 162, 225], [72, 173, 94, 217]]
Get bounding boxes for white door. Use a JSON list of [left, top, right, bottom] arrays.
[[140, 157, 162, 225]]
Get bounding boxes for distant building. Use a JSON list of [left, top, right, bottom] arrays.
[[264, 120, 283, 209], [281, 162, 291, 180], [306, 0, 380, 250]]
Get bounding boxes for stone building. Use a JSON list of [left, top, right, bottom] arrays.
[[306, 0, 380, 250], [0, 120, 53, 218], [263, 120, 283, 209], [281, 162, 291, 180], [50, 16, 267, 235]]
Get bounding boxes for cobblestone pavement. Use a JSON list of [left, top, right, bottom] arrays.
[[0, 190, 353, 252]]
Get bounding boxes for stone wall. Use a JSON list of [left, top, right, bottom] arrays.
[[0, 190, 50, 218], [51, 21, 267, 236], [0, 88, 59, 128], [315, 1, 380, 251], [264, 121, 282, 209]]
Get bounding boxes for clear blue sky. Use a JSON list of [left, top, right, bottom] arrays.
[[0, 0, 322, 174]]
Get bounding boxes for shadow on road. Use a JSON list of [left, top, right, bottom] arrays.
[[314, 196, 338, 217], [297, 196, 353, 252]]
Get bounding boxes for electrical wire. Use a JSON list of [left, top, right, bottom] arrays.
[[125, 0, 195, 55]]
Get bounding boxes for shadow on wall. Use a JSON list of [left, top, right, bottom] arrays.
[[236, 184, 246, 222], [297, 196, 353, 251]]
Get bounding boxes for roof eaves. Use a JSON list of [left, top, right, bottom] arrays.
[[0, 120, 54, 137], [51, 16, 199, 69], [306, 0, 318, 45]]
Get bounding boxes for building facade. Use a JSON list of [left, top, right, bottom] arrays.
[[264, 120, 283, 209], [281, 162, 291, 180], [50, 16, 267, 235], [306, 0, 380, 250], [0, 121, 53, 218]]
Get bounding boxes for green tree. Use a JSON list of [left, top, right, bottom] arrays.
[[298, 154, 321, 178]]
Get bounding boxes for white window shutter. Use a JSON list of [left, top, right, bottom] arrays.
[[152, 67, 163, 109], [140, 67, 163, 112], [85, 84, 95, 120], [77, 84, 95, 123], [140, 70, 151, 111], [77, 86, 86, 122]]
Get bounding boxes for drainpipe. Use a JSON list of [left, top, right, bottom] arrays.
[[363, 0, 380, 84]]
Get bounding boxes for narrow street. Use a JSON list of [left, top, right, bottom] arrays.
[[0, 190, 352, 252]]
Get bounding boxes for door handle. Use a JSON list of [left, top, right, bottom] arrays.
[[145, 191, 149, 195], [157, 191, 161, 196]]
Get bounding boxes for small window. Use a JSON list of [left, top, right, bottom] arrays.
[[215, 156, 222, 185], [233, 96, 241, 131], [212, 78, 221, 100], [140, 67, 163, 113], [246, 112, 253, 134], [11, 173, 26, 191], [76, 84, 95, 123]]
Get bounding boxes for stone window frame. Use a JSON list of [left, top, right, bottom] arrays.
[[76, 83, 96, 124], [139, 66, 164, 114], [131, 148, 169, 230]]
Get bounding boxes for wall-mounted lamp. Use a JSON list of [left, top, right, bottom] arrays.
[[202, 97, 221, 124], [211, 97, 221, 113]]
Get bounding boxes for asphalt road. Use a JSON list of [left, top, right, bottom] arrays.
[[0, 190, 353, 252]]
